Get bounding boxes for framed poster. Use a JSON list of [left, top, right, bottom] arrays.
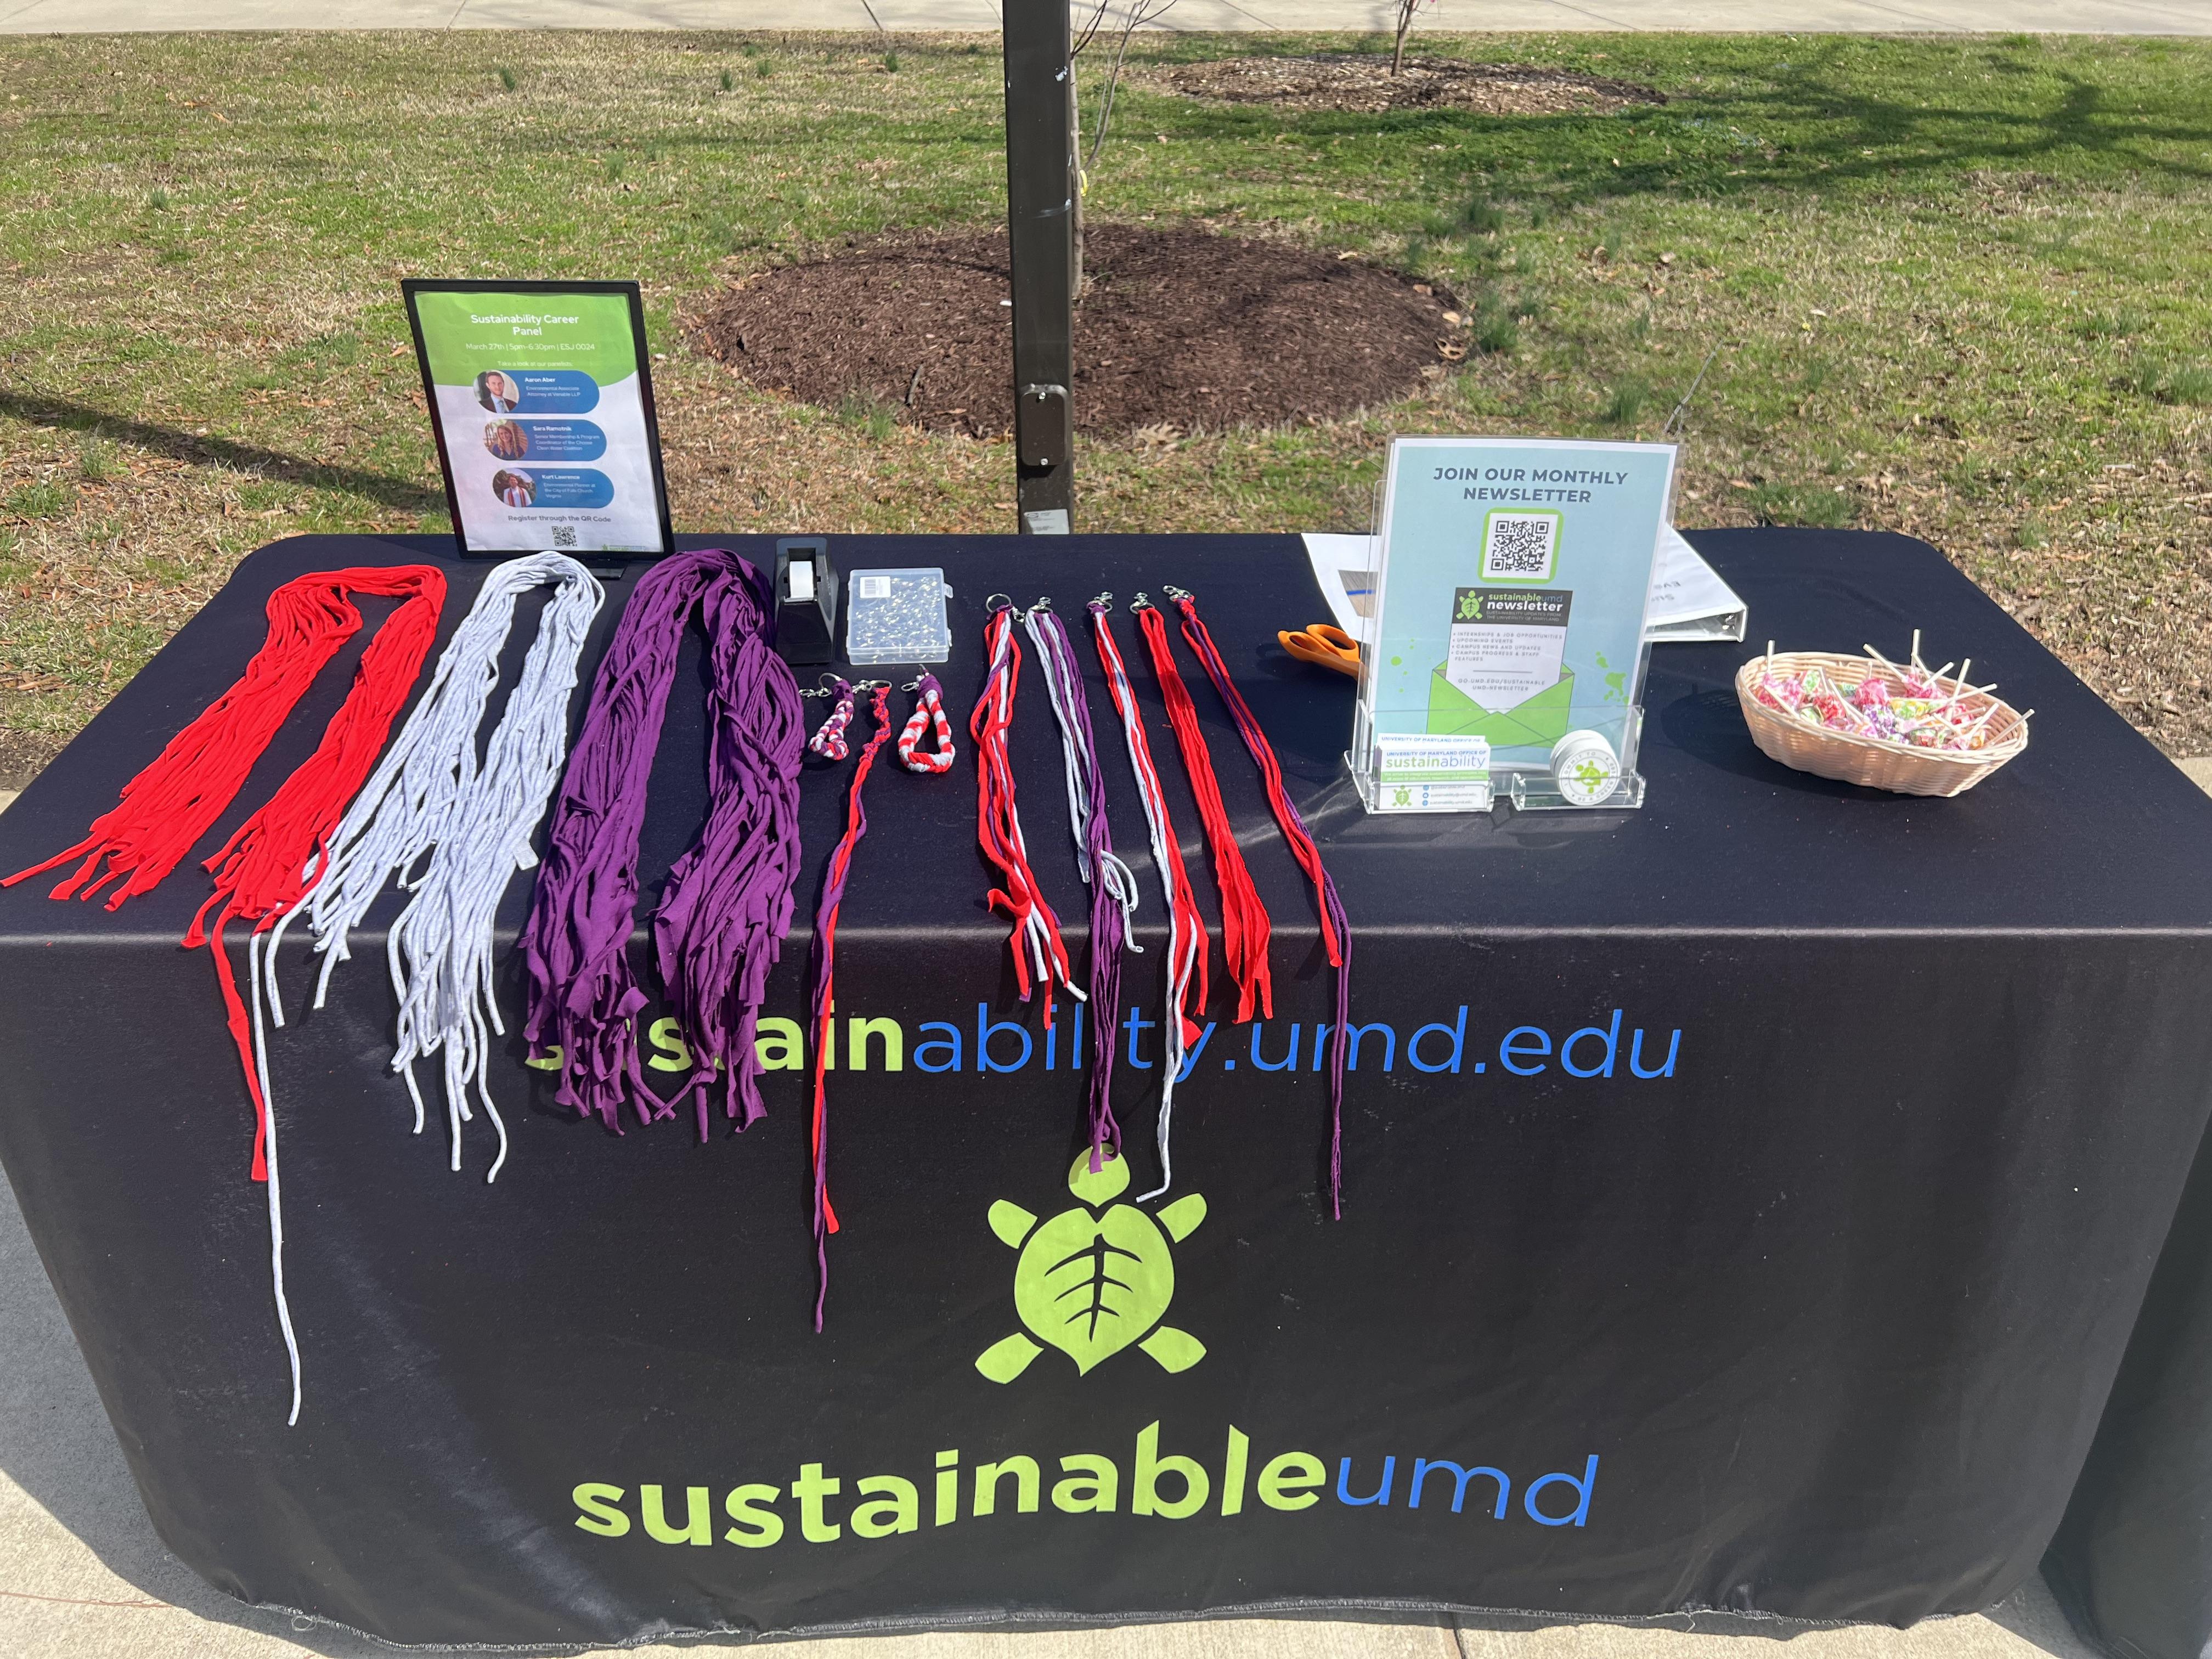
[[1350, 436, 1675, 812], [403, 279, 675, 557]]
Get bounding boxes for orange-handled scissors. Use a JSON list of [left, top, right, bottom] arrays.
[[1278, 623, 1362, 678]]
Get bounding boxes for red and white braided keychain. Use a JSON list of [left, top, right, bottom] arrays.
[[806, 675, 862, 761], [896, 671, 957, 774]]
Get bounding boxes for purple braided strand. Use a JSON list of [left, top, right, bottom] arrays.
[[1026, 604, 1137, 1171]]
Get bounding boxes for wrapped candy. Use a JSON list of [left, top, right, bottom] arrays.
[[1749, 633, 2027, 757], [1796, 690, 1843, 728], [1753, 662, 1805, 714]]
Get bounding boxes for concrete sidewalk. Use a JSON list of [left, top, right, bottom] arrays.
[[0, 0, 2206, 33]]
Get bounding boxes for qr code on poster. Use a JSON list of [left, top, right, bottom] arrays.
[[550, 524, 577, 549], [1481, 511, 1558, 582]]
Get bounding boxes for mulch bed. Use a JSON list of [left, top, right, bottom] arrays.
[[1150, 54, 1664, 116], [690, 224, 1464, 439]]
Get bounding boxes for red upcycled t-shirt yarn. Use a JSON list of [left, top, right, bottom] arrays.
[[1133, 595, 1272, 1024], [1170, 588, 1353, 1216], [807, 680, 897, 1329], [968, 599, 1081, 1024], [5, 564, 447, 1180]]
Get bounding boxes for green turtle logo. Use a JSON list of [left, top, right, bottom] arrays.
[[1457, 592, 1483, 620], [975, 1150, 1206, 1384]]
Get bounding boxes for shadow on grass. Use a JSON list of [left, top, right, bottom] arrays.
[[0, 389, 443, 516], [1150, 40, 2212, 211]]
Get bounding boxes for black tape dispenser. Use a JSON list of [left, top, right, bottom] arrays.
[[772, 537, 839, 667]]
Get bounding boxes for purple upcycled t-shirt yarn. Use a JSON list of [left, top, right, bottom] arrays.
[[521, 549, 804, 1138]]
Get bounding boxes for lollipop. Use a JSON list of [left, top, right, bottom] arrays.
[[1747, 636, 2027, 757]]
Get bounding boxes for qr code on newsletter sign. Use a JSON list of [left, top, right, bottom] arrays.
[[550, 524, 577, 549], [1481, 510, 1559, 582]]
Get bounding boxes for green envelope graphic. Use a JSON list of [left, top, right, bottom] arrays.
[[1424, 665, 1576, 747]]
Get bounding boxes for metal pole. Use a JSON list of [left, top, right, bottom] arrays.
[[1002, 0, 1076, 534]]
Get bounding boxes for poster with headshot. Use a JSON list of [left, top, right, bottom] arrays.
[[404, 279, 674, 557]]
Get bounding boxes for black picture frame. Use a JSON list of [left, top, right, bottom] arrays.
[[401, 278, 676, 560]]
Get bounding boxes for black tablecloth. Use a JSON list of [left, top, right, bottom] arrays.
[[2, 529, 2208, 1649], [2046, 1128, 2212, 1659]]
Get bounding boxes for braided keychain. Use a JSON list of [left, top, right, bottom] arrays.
[[266, 553, 606, 1186], [1169, 586, 1353, 1217], [5, 563, 448, 1427], [807, 676, 861, 761], [969, 596, 1083, 1026], [1091, 597, 1209, 1198], [896, 672, 958, 774], [1132, 592, 1272, 1024], [1023, 600, 1141, 1171], [807, 679, 894, 1330]]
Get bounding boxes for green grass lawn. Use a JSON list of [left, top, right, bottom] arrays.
[[2, 28, 2210, 775]]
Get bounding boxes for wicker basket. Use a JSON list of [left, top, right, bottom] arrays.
[[1734, 651, 2028, 798]]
